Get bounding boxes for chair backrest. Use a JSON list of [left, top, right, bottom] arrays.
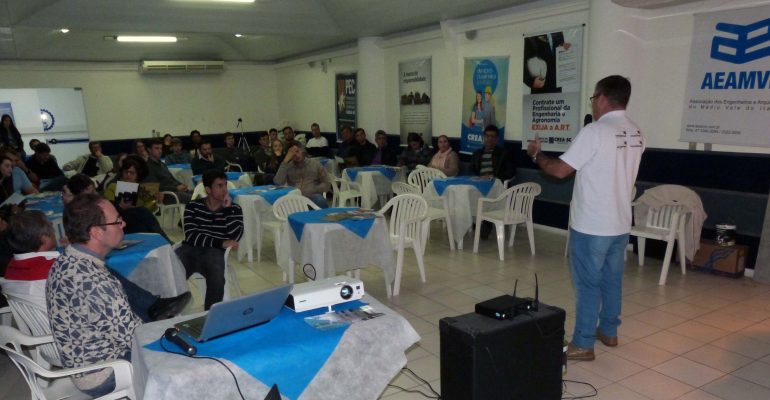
[[273, 195, 321, 221], [499, 182, 542, 223], [191, 181, 237, 199], [645, 202, 687, 230], [391, 181, 420, 195], [0, 326, 53, 400], [226, 162, 243, 172], [379, 194, 428, 241], [407, 168, 446, 193], [3, 291, 61, 366]]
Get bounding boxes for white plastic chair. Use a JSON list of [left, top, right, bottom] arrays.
[[272, 195, 321, 282], [331, 177, 362, 207], [0, 326, 135, 400], [392, 181, 454, 254], [236, 173, 253, 188], [473, 182, 541, 261], [0, 305, 11, 326], [407, 167, 446, 193], [191, 181, 237, 200], [630, 202, 688, 285], [379, 194, 428, 296], [3, 291, 61, 368], [225, 162, 243, 172], [158, 191, 184, 230], [173, 243, 240, 306]]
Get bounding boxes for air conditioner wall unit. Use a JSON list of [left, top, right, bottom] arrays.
[[611, 0, 702, 9], [139, 60, 225, 74]]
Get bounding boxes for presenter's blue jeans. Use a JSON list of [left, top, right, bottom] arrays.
[[569, 229, 628, 349]]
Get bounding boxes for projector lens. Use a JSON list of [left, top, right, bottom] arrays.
[[340, 285, 353, 299]]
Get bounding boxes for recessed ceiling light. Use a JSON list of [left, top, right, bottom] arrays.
[[176, 0, 255, 3], [60, 28, 70, 34], [234, 34, 243, 38], [115, 36, 178, 43]]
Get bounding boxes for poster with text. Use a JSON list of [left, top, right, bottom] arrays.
[[522, 26, 583, 152], [681, 7, 770, 147], [335, 73, 357, 142], [399, 58, 432, 145], [460, 57, 509, 154]]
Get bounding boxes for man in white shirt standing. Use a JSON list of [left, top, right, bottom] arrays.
[[526, 75, 644, 361]]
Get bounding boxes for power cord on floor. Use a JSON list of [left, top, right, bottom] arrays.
[[561, 379, 598, 399], [387, 366, 441, 399]]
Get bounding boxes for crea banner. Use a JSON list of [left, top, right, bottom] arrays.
[[335, 73, 357, 141], [681, 6, 770, 147], [460, 57, 509, 154], [399, 58, 432, 145], [521, 26, 584, 152]]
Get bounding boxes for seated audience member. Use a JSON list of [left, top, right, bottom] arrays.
[[133, 139, 149, 161], [25, 143, 67, 191], [2, 209, 186, 320], [349, 128, 377, 166], [165, 138, 191, 165], [217, 132, 250, 169], [191, 141, 224, 175], [470, 125, 515, 182], [102, 157, 168, 240], [306, 123, 331, 158], [336, 125, 356, 165], [162, 134, 174, 156], [97, 153, 127, 193], [398, 132, 432, 174], [428, 135, 459, 176], [46, 195, 190, 397], [1, 148, 38, 196], [282, 126, 304, 150], [62, 141, 113, 177], [371, 130, 398, 166], [274, 144, 330, 208], [145, 139, 192, 204], [260, 139, 285, 184], [0, 114, 25, 158], [268, 128, 279, 144], [189, 130, 203, 159], [176, 170, 243, 310], [251, 132, 271, 170], [27, 138, 41, 157]]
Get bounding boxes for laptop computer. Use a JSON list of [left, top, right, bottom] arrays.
[[175, 283, 293, 342]]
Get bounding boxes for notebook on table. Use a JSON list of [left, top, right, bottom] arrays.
[[175, 284, 293, 342]]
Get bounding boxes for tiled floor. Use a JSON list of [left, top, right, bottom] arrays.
[[2, 224, 770, 400]]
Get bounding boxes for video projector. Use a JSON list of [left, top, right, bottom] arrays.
[[285, 276, 365, 312]]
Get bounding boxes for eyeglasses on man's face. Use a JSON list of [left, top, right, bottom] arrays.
[[97, 216, 124, 226]]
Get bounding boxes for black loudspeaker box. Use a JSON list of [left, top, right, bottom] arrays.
[[439, 303, 566, 400]]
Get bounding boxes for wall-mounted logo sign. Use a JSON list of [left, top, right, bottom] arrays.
[[40, 109, 55, 131]]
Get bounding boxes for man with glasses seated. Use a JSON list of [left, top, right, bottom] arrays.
[[46, 195, 190, 398]]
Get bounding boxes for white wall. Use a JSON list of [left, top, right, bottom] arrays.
[[274, 0, 770, 155], [0, 62, 279, 141]]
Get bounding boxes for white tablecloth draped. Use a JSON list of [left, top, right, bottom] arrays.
[[131, 295, 419, 400], [422, 179, 504, 248], [121, 243, 190, 298], [342, 168, 405, 209], [278, 216, 395, 287]]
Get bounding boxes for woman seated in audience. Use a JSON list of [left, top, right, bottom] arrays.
[[133, 139, 149, 161], [0, 148, 38, 196], [427, 135, 459, 176], [398, 132, 432, 174], [100, 157, 169, 240], [162, 134, 174, 156], [260, 139, 285, 184], [0, 156, 36, 204]]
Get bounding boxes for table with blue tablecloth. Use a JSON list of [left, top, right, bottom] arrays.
[[228, 185, 300, 262], [342, 166, 404, 209], [422, 176, 504, 249], [106, 233, 189, 298], [192, 171, 246, 186], [131, 295, 419, 400], [278, 208, 395, 294]]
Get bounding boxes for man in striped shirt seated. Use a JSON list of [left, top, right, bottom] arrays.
[[175, 169, 244, 310]]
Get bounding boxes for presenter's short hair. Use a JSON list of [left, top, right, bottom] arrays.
[[595, 75, 631, 107]]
